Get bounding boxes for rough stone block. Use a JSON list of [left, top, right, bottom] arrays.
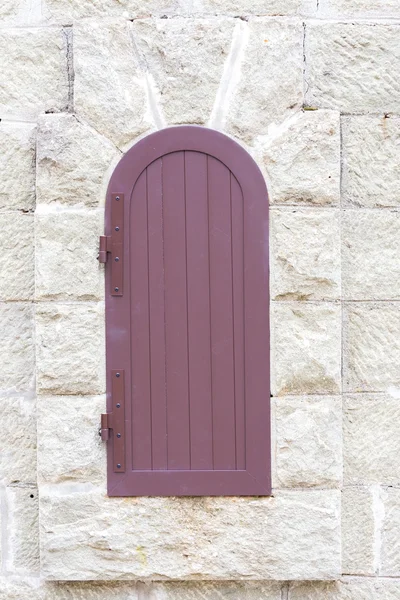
[[319, 0, 400, 18], [142, 582, 282, 599], [343, 209, 400, 301], [259, 110, 340, 206], [0, 394, 36, 486], [381, 487, 400, 576], [0, 122, 36, 212], [74, 20, 152, 149], [39, 488, 340, 580], [341, 487, 375, 575], [0, 28, 68, 120], [272, 303, 341, 396], [305, 23, 400, 113], [6, 486, 40, 574], [36, 303, 105, 395], [344, 303, 400, 392], [0, 304, 35, 392], [191, 0, 316, 15], [290, 578, 400, 600], [37, 114, 119, 207], [132, 18, 235, 127], [274, 395, 342, 488], [35, 209, 103, 301], [270, 208, 340, 301], [43, 0, 183, 21], [227, 18, 303, 143], [0, 213, 34, 301], [342, 116, 400, 209]]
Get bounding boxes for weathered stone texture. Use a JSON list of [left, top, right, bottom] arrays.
[[37, 395, 105, 485], [272, 303, 341, 396], [342, 116, 400, 209], [132, 18, 234, 127], [344, 394, 400, 485], [6, 486, 40, 574], [0, 304, 35, 392], [0, 122, 36, 212], [35, 209, 103, 301], [0, 28, 68, 120], [270, 208, 340, 301], [0, 214, 34, 301], [381, 487, 400, 576], [274, 396, 342, 488], [343, 210, 400, 301], [344, 304, 400, 392], [305, 23, 400, 113], [0, 394, 36, 486], [319, 0, 400, 18], [39, 489, 340, 580], [341, 487, 375, 575], [43, 0, 182, 21], [191, 0, 316, 15], [260, 110, 340, 206], [36, 303, 105, 395], [290, 578, 400, 599], [226, 19, 303, 143], [140, 581, 282, 599], [37, 114, 119, 207]]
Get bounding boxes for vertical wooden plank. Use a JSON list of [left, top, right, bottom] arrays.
[[185, 151, 213, 470], [163, 151, 190, 469], [208, 156, 236, 470], [130, 170, 152, 469], [147, 158, 168, 470]]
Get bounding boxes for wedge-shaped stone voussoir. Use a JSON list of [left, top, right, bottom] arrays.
[[0, 213, 34, 301], [0, 394, 36, 486], [290, 578, 400, 600], [0, 27, 68, 120], [0, 122, 36, 212], [341, 487, 375, 576], [6, 486, 40, 574], [305, 23, 400, 113], [39, 488, 340, 580], [318, 0, 400, 18], [0, 304, 35, 392]]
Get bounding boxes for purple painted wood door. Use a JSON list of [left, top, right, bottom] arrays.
[[104, 126, 270, 496]]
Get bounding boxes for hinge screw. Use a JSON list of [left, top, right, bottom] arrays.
[[117, 433, 121, 438], [116, 403, 121, 408], [114, 287, 119, 292], [117, 464, 121, 469], [116, 196, 120, 201], [115, 257, 119, 262], [115, 226, 120, 231], [116, 372, 120, 377]]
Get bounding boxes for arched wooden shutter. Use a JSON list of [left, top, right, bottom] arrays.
[[101, 126, 271, 496]]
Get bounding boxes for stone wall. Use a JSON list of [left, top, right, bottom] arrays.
[[1, 0, 400, 598]]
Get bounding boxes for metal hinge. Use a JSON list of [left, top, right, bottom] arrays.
[[99, 370, 126, 472], [98, 193, 124, 296], [98, 235, 111, 263]]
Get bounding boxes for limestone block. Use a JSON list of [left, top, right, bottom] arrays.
[[39, 488, 340, 580], [381, 487, 400, 576], [191, 0, 316, 15], [0, 394, 36, 486], [319, 0, 400, 18], [142, 582, 282, 599], [37, 395, 106, 485], [0, 304, 35, 392], [343, 210, 400, 301], [344, 303, 400, 392], [0, 28, 68, 120], [35, 209, 104, 301], [274, 395, 342, 488], [0, 578, 45, 600], [74, 20, 152, 150], [305, 23, 400, 113], [226, 19, 303, 143], [6, 486, 40, 574], [132, 18, 235, 126], [43, 0, 183, 21], [342, 116, 400, 209], [0, 122, 36, 212], [36, 303, 105, 395], [270, 208, 340, 301], [290, 578, 400, 600], [0, 213, 34, 301], [37, 114, 119, 207], [341, 487, 375, 575], [272, 303, 341, 396], [260, 110, 340, 206]]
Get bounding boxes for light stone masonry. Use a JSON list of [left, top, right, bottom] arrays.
[[341, 487, 375, 576], [381, 487, 400, 576], [0, 394, 36, 486], [319, 0, 400, 18], [5, 486, 40, 574], [290, 578, 400, 600], [0, 304, 35, 392], [0, 122, 36, 212], [0, 213, 34, 301]]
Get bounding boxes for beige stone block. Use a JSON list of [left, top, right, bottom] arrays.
[[0, 122, 36, 212], [39, 488, 340, 580], [274, 395, 342, 488], [305, 23, 400, 113], [37, 114, 119, 207], [272, 303, 341, 396], [0, 28, 68, 120], [227, 18, 303, 143], [0, 394, 36, 486], [342, 116, 400, 209], [381, 487, 400, 576], [191, 0, 316, 15], [260, 110, 340, 206], [36, 303, 105, 395], [290, 578, 400, 600], [319, 0, 400, 18], [35, 209, 104, 301], [6, 486, 40, 574], [341, 487, 375, 575], [132, 18, 234, 127], [143, 582, 281, 599], [344, 303, 400, 392], [43, 0, 183, 22], [38, 395, 106, 485], [343, 210, 400, 301], [0, 304, 35, 392], [0, 213, 34, 301], [74, 20, 152, 150], [270, 208, 340, 301]]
